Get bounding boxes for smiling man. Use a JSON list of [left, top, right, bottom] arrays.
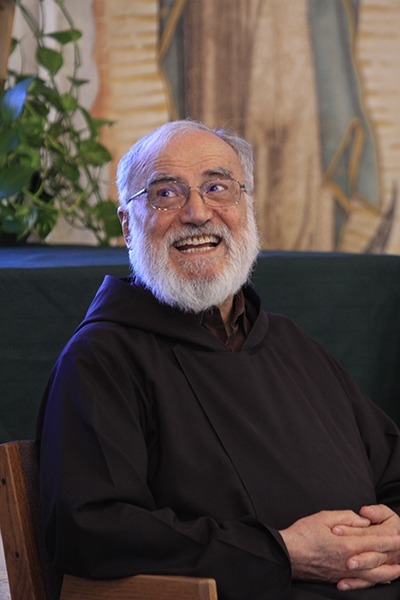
[[37, 120, 400, 599], [117, 124, 260, 320]]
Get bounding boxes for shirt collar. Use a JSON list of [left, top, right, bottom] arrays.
[[200, 290, 250, 350]]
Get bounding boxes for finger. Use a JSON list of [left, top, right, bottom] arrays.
[[360, 504, 393, 524], [354, 534, 400, 557], [334, 521, 400, 538], [347, 551, 386, 571], [333, 524, 371, 537], [329, 511, 371, 529], [337, 578, 374, 591], [354, 565, 400, 585], [336, 565, 400, 591], [341, 563, 400, 588], [333, 531, 400, 557], [337, 534, 400, 570]]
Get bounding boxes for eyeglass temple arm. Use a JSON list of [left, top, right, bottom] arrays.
[[127, 188, 147, 204]]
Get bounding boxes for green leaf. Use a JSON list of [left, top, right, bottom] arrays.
[[68, 77, 89, 87], [81, 108, 114, 136], [93, 200, 121, 238], [60, 92, 78, 112], [0, 77, 35, 123], [46, 134, 67, 154], [46, 29, 82, 44], [34, 205, 58, 239], [0, 129, 19, 154], [47, 121, 65, 140], [80, 140, 112, 166], [0, 204, 37, 235], [13, 146, 42, 171], [60, 162, 80, 183], [36, 47, 63, 75], [0, 165, 36, 199], [17, 115, 46, 143], [35, 85, 64, 112], [27, 96, 50, 119], [9, 37, 18, 56]]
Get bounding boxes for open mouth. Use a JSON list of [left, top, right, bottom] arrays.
[[173, 234, 221, 253]]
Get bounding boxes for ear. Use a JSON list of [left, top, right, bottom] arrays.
[[118, 206, 132, 247]]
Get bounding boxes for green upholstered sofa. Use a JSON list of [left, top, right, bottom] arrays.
[[1, 246, 400, 442]]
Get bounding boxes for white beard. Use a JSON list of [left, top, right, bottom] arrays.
[[127, 208, 260, 313]]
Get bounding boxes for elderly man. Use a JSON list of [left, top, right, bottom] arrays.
[[37, 120, 400, 599]]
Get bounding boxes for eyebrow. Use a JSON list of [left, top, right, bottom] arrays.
[[202, 167, 234, 179], [148, 173, 179, 186], [148, 167, 234, 187]]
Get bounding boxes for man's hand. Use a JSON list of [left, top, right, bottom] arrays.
[[279, 508, 400, 590], [331, 504, 400, 591]]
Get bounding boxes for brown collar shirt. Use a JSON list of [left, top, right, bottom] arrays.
[[200, 290, 254, 351]]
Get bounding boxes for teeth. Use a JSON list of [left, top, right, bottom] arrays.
[[175, 235, 220, 248], [180, 246, 212, 253]]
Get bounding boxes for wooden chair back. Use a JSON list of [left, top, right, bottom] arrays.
[[0, 440, 218, 599], [0, 440, 61, 599]]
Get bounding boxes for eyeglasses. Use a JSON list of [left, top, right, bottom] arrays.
[[127, 178, 246, 211]]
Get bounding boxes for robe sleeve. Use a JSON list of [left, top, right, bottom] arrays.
[[37, 326, 291, 600], [307, 334, 400, 514], [339, 369, 400, 512]]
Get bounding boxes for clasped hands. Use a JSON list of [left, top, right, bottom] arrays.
[[279, 504, 400, 591]]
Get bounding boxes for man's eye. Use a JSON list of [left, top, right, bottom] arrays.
[[156, 186, 179, 198], [206, 181, 228, 194]]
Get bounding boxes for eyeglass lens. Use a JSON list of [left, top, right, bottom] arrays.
[[149, 179, 241, 210]]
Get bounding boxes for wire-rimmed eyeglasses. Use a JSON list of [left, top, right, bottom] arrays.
[[127, 178, 247, 211]]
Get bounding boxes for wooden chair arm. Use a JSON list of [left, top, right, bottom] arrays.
[[61, 573, 218, 600], [0, 439, 219, 599]]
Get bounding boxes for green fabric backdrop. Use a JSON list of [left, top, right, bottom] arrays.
[[1, 247, 399, 442]]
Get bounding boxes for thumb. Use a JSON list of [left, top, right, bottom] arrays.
[[359, 504, 392, 524]]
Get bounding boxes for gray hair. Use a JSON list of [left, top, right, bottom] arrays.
[[116, 119, 254, 207]]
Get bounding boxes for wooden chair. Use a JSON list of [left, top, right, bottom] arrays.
[[0, 440, 218, 600]]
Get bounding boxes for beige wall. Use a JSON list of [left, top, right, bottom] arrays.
[[90, 0, 400, 253], [10, 0, 400, 251], [91, 0, 171, 202], [349, 0, 400, 254]]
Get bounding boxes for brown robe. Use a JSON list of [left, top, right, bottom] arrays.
[[37, 276, 400, 599]]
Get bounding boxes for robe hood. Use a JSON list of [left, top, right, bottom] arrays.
[[76, 275, 268, 351]]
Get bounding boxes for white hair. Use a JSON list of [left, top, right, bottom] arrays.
[[116, 119, 254, 208]]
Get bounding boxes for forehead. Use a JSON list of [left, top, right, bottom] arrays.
[[143, 130, 244, 181]]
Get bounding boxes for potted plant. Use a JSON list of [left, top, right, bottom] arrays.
[[0, 0, 121, 245]]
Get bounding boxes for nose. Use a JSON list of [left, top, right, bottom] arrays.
[[179, 188, 214, 226]]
